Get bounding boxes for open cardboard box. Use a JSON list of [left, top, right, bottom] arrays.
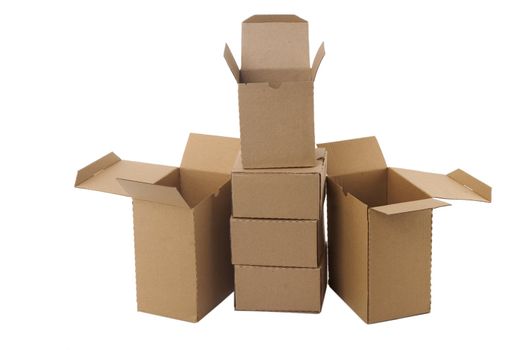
[[224, 14, 325, 169], [231, 148, 327, 220], [75, 133, 239, 322], [319, 136, 492, 323]]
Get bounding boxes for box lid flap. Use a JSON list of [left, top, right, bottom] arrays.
[[318, 137, 387, 176], [224, 44, 240, 82], [311, 42, 325, 81], [371, 198, 450, 215], [75, 152, 176, 196], [392, 168, 491, 202], [181, 133, 240, 175], [117, 179, 189, 208], [241, 15, 310, 71]]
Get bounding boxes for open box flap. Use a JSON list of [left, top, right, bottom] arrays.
[[392, 168, 491, 202], [311, 42, 325, 81], [371, 198, 450, 216], [117, 179, 189, 208], [224, 44, 240, 82], [75, 152, 175, 196], [241, 15, 310, 71], [181, 133, 240, 176], [318, 136, 387, 177]]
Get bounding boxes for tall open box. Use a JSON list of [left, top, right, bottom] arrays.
[[319, 136, 492, 323], [224, 15, 325, 169], [75, 133, 239, 322]]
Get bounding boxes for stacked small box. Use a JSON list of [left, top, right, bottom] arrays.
[[231, 149, 327, 312]]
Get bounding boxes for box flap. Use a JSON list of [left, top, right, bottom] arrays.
[[318, 137, 387, 177], [371, 198, 450, 215], [75, 152, 175, 196], [224, 44, 240, 82], [311, 42, 325, 81], [117, 179, 189, 208], [181, 133, 240, 175], [241, 15, 310, 71], [392, 168, 491, 202]]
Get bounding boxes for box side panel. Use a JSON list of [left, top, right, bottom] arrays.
[[132, 200, 197, 322], [194, 182, 235, 320], [238, 81, 315, 169], [326, 177, 369, 322], [231, 218, 318, 267], [234, 263, 322, 312], [387, 167, 430, 204], [232, 172, 320, 219], [368, 210, 432, 323]]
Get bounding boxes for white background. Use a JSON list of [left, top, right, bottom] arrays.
[[1, 1, 523, 349]]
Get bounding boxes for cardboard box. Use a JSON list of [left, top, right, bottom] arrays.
[[75, 133, 240, 322], [234, 246, 327, 312], [231, 148, 327, 220], [224, 15, 325, 169], [230, 217, 324, 268], [318, 136, 492, 323]]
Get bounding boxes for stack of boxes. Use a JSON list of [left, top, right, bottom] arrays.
[[225, 15, 328, 312]]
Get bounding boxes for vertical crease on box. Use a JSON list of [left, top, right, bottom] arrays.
[[429, 211, 433, 313], [366, 211, 371, 323], [193, 211, 200, 321], [131, 200, 139, 312]]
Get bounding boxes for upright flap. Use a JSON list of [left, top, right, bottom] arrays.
[[224, 44, 240, 82], [75, 152, 175, 196], [311, 42, 325, 81], [117, 179, 189, 208], [371, 198, 450, 215], [181, 133, 240, 175], [318, 136, 387, 176], [241, 15, 310, 71], [392, 168, 490, 202]]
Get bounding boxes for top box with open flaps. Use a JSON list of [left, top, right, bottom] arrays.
[[225, 15, 325, 169], [318, 136, 491, 324], [75, 133, 240, 323]]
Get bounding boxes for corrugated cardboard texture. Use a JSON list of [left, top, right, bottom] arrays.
[[232, 148, 326, 219], [132, 200, 197, 321], [230, 217, 321, 267], [368, 209, 432, 323], [234, 247, 327, 312], [238, 81, 315, 169], [326, 177, 369, 322]]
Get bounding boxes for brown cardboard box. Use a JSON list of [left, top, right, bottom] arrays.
[[75, 133, 239, 322], [230, 217, 324, 268], [234, 246, 327, 312], [319, 136, 492, 323], [231, 148, 327, 220], [224, 15, 325, 169]]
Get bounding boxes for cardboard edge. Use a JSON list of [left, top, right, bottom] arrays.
[[370, 198, 450, 216], [447, 169, 492, 202], [224, 44, 240, 83], [311, 42, 325, 81], [75, 152, 121, 187], [117, 178, 189, 208]]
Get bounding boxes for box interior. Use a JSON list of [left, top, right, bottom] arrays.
[[332, 168, 429, 208], [155, 168, 230, 208]]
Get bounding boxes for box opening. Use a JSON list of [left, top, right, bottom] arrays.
[[333, 168, 429, 208], [240, 68, 312, 83], [155, 168, 229, 208]]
